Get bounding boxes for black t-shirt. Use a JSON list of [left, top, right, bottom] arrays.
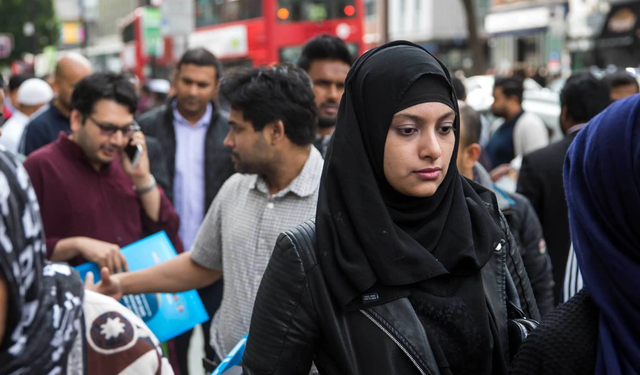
[[20, 102, 70, 155]]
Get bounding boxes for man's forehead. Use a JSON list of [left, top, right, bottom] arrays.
[[178, 64, 217, 80], [307, 59, 349, 78]]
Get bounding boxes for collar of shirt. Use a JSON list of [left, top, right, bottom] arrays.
[[251, 146, 324, 198], [172, 100, 213, 129], [566, 123, 587, 135], [55, 131, 112, 173], [503, 110, 525, 129]]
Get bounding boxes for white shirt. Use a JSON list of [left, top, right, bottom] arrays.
[[0, 111, 30, 153], [190, 147, 324, 357]]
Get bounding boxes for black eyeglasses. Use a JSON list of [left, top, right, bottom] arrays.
[[87, 116, 140, 138]]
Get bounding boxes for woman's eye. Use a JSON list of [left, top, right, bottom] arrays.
[[397, 127, 417, 136], [438, 126, 454, 135]]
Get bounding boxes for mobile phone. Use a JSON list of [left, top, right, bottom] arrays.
[[125, 142, 143, 168]]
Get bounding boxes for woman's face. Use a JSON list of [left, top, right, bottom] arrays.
[[384, 102, 456, 197]]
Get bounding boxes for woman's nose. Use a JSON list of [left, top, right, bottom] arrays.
[[418, 132, 442, 160]]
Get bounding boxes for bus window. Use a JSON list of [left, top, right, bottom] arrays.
[[280, 43, 358, 64], [123, 22, 135, 44], [277, 0, 356, 22], [196, 0, 262, 27]]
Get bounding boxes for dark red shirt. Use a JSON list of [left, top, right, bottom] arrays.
[[24, 132, 184, 265]]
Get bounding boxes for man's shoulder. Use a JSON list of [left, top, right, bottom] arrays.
[[138, 105, 169, 134], [25, 108, 54, 129], [218, 173, 253, 196], [519, 111, 545, 124], [523, 137, 571, 166], [22, 142, 61, 169]]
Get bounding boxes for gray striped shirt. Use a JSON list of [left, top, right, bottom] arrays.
[[191, 147, 323, 357]]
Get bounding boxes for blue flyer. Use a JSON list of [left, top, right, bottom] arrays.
[[75, 231, 209, 343]]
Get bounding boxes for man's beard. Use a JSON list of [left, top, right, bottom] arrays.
[[318, 117, 336, 129]]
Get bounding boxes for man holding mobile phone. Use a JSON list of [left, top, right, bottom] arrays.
[[23, 72, 184, 273]]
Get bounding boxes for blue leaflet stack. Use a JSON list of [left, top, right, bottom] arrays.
[[75, 231, 209, 343]]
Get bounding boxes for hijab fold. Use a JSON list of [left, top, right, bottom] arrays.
[[565, 94, 640, 375], [316, 41, 504, 310]]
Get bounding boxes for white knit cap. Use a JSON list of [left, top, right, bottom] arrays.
[[17, 78, 54, 106], [148, 79, 170, 94]]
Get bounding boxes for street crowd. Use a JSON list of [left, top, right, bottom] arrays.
[[0, 35, 639, 375]]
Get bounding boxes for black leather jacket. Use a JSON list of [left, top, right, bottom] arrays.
[[243, 209, 540, 375], [473, 164, 555, 317]]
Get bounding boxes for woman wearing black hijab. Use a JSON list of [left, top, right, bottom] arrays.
[[242, 41, 539, 375]]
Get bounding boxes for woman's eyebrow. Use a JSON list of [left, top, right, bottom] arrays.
[[438, 110, 456, 121], [392, 110, 456, 123], [392, 113, 424, 123]]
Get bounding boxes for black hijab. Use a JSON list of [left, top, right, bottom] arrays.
[[316, 41, 504, 310]]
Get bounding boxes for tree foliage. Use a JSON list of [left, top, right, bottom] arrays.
[[0, 0, 58, 62]]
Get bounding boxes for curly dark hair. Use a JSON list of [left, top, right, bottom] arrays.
[[494, 76, 524, 104], [561, 72, 611, 124], [297, 34, 353, 72], [71, 72, 137, 117], [219, 63, 317, 146]]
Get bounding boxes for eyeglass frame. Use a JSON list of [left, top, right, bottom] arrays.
[[85, 115, 141, 138]]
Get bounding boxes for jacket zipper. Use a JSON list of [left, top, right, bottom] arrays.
[[359, 309, 430, 375]]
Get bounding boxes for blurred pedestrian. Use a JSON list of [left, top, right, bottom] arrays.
[[20, 53, 93, 155], [242, 41, 538, 375], [138, 48, 235, 374], [510, 94, 640, 375], [0, 149, 174, 375], [93, 64, 321, 368], [603, 71, 639, 102], [0, 78, 54, 153], [23, 72, 183, 271], [0, 73, 6, 127], [517, 72, 610, 305], [148, 78, 170, 108], [5, 74, 31, 118], [485, 77, 549, 171], [298, 34, 353, 157], [457, 102, 554, 317]]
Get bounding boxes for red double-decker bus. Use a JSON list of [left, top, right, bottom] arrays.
[[120, 7, 175, 80], [190, 0, 364, 68]]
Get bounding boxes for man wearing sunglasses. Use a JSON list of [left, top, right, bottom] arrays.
[[22, 72, 183, 273]]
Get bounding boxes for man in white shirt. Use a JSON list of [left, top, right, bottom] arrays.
[[92, 64, 323, 364], [0, 78, 53, 153]]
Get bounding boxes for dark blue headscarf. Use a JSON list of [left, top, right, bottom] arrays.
[[564, 94, 640, 375]]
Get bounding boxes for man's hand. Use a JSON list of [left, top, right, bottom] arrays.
[[77, 237, 128, 274], [490, 164, 515, 182], [120, 131, 152, 189], [86, 267, 124, 301]]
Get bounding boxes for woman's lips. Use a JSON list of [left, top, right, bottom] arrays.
[[414, 168, 441, 180]]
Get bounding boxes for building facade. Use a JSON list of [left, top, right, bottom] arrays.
[[484, 0, 567, 75], [386, 0, 491, 72]]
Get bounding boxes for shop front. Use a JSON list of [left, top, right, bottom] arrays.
[[596, 1, 640, 68], [485, 2, 567, 74]]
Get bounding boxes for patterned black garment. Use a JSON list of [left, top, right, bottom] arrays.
[[0, 149, 84, 375], [509, 289, 598, 375]]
